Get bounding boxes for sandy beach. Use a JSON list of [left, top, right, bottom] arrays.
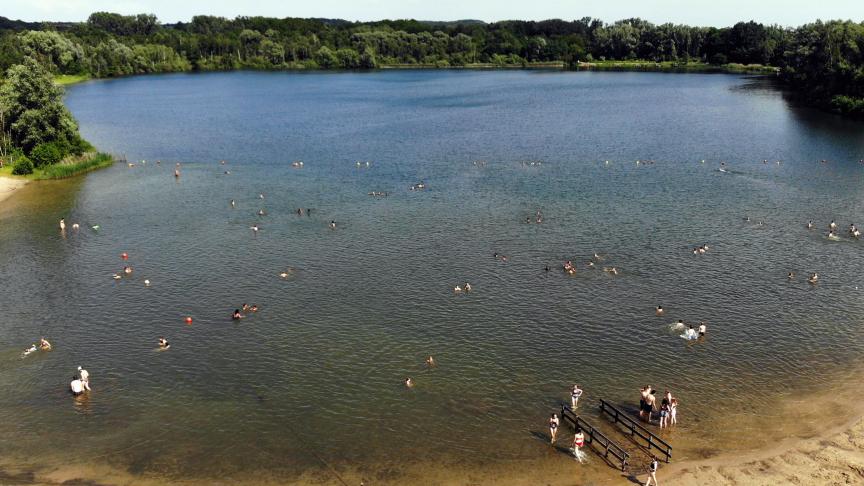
[[0, 176, 28, 204]]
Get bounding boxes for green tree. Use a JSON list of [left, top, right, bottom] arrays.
[[0, 57, 80, 152]]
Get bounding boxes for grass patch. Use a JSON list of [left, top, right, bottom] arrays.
[[35, 153, 114, 180], [53, 73, 91, 86], [578, 60, 778, 74]]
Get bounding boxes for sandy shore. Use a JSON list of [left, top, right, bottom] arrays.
[[0, 176, 29, 203], [664, 416, 864, 485]]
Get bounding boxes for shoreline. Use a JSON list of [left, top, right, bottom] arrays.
[[0, 176, 29, 204]]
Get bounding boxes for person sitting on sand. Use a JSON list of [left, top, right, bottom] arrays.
[[158, 337, 170, 348], [232, 309, 244, 320], [39, 338, 51, 350]]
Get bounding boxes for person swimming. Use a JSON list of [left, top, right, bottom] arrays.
[[232, 309, 244, 320], [698, 322, 707, 336], [230, 199, 235, 207], [257, 209, 265, 216], [71, 223, 79, 230], [158, 337, 170, 348], [251, 225, 259, 233], [830, 220, 837, 231], [250, 305, 259, 312], [807, 220, 813, 230], [70, 376, 85, 395], [123, 266, 133, 275], [685, 325, 698, 339], [454, 285, 463, 293], [426, 356, 436, 367], [788, 272, 795, 279], [656, 305, 664, 316], [329, 220, 337, 229], [464, 283, 472, 292], [59, 218, 66, 231], [22, 344, 37, 356], [809, 273, 819, 284], [405, 377, 414, 388], [77, 366, 90, 391], [39, 337, 51, 350], [174, 168, 180, 177]]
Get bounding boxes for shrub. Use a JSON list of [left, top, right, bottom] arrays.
[[30, 142, 63, 167], [12, 156, 34, 175]]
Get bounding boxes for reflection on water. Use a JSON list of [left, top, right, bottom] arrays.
[[1, 70, 864, 483]]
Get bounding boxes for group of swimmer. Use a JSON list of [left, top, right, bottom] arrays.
[[232, 303, 259, 320], [453, 282, 472, 293], [22, 337, 51, 357], [691, 244, 710, 255], [403, 356, 436, 388], [525, 210, 543, 224], [815, 220, 860, 240], [559, 254, 616, 275], [70, 366, 91, 395]]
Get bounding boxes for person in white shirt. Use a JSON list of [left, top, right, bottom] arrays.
[[698, 322, 707, 336], [70, 376, 85, 395]]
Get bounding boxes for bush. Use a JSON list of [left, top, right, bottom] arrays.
[[710, 53, 728, 65], [12, 156, 34, 175], [30, 142, 63, 167], [37, 153, 114, 179]]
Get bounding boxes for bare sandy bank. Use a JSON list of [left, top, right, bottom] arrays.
[[0, 176, 29, 204], [664, 415, 864, 485]]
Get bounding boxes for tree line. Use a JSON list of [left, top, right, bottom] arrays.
[[0, 13, 862, 116]]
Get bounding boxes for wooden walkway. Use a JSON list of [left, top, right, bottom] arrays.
[[599, 399, 673, 462], [560, 405, 630, 471]]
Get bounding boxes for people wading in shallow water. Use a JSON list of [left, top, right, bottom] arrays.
[[571, 384, 583, 409], [572, 428, 586, 462], [549, 413, 560, 444]]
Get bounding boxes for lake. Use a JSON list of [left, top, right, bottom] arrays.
[[1, 70, 864, 484]]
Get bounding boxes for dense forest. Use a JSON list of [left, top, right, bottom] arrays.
[[0, 13, 862, 116]]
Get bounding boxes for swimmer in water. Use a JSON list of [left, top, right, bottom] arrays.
[[830, 220, 837, 231], [251, 225, 259, 233], [544, 265, 550, 272], [426, 356, 436, 367], [454, 285, 463, 293], [807, 220, 813, 230], [572, 428, 586, 461], [673, 319, 685, 329], [405, 377, 414, 388], [144, 279, 151, 286], [809, 273, 819, 284], [71, 223, 79, 230], [656, 305, 664, 316], [22, 344, 37, 356], [549, 413, 560, 444], [158, 337, 170, 348], [242, 303, 250, 312], [77, 366, 90, 391], [174, 168, 180, 177], [232, 309, 244, 320], [329, 220, 336, 229], [698, 322, 707, 336], [685, 325, 697, 339], [250, 305, 259, 312], [124, 266, 133, 275], [112, 273, 122, 280], [464, 283, 472, 292], [59, 219, 66, 231], [788, 272, 795, 279], [230, 199, 235, 208], [39, 337, 51, 350], [257, 209, 265, 216]]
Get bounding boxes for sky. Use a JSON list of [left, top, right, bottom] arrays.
[[5, 0, 863, 27]]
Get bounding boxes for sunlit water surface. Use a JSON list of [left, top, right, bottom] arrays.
[[1, 70, 864, 483]]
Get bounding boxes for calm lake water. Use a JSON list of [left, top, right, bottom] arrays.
[[1, 70, 864, 484]]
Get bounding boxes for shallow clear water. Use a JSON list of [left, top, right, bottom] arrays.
[[1, 70, 864, 483]]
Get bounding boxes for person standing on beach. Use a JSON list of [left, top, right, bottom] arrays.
[[645, 457, 659, 486], [549, 413, 560, 444], [571, 384, 583, 409]]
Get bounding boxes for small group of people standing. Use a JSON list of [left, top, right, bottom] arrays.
[[639, 386, 678, 428], [70, 366, 91, 395]]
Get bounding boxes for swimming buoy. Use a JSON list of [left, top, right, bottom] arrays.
[[121, 252, 128, 260], [185, 317, 193, 324]]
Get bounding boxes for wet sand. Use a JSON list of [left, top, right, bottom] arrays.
[[0, 176, 28, 204]]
